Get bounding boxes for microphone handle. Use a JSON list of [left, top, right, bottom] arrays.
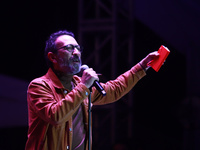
[[93, 80, 106, 96]]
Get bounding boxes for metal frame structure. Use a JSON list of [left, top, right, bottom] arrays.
[[78, 0, 135, 149]]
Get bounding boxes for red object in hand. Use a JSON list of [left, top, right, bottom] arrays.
[[148, 45, 170, 72]]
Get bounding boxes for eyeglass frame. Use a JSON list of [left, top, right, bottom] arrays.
[[57, 44, 83, 53]]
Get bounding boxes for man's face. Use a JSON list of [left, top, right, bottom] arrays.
[[54, 35, 82, 75]]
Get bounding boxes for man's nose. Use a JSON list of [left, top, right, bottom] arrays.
[[72, 48, 81, 55]]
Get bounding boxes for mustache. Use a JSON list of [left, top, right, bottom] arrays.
[[70, 55, 81, 62]]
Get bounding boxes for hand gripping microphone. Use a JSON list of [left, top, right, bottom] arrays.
[[80, 65, 106, 96]]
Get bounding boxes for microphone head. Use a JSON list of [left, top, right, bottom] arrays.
[[80, 64, 89, 71]]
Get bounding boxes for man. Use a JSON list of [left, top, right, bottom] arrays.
[[25, 30, 159, 150]]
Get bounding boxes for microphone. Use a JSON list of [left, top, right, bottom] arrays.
[[80, 65, 106, 96]]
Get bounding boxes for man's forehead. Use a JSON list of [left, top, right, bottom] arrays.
[[55, 35, 77, 47]]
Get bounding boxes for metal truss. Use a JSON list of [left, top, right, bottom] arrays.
[[78, 0, 135, 149]]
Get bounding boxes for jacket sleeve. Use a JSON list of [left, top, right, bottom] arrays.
[[27, 80, 90, 126], [91, 63, 146, 105]]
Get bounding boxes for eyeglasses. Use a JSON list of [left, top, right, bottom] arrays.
[[57, 44, 83, 53]]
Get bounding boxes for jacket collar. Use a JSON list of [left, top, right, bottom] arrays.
[[45, 68, 80, 89], [45, 68, 64, 89]]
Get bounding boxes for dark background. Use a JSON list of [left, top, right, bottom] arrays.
[[0, 0, 200, 150]]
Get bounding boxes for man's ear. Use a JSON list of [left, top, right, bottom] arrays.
[[47, 52, 57, 64]]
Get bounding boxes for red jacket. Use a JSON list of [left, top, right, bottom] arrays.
[[25, 63, 146, 150]]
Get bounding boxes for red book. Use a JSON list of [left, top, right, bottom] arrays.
[[148, 45, 170, 72]]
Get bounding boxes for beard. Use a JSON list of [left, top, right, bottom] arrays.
[[68, 60, 82, 74], [59, 55, 82, 75]]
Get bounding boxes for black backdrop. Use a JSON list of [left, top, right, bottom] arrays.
[[1, 1, 187, 149]]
